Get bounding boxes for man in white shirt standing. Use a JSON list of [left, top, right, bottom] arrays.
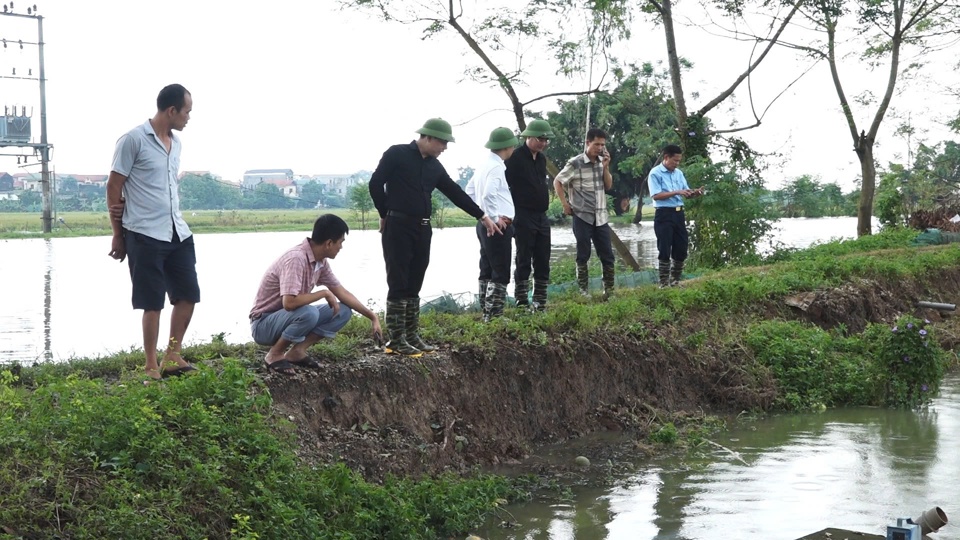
[[466, 127, 519, 321], [106, 84, 199, 381]]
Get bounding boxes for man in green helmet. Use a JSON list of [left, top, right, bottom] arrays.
[[505, 119, 554, 311], [466, 127, 519, 321], [369, 118, 501, 356]]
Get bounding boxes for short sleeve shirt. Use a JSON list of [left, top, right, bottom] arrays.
[[111, 120, 192, 242], [249, 238, 342, 320], [647, 163, 690, 208], [555, 153, 608, 226]]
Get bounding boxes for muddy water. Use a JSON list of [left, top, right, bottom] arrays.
[[0, 217, 856, 362], [478, 375, 960, 540]]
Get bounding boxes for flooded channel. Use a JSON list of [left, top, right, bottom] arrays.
[[478, 375, 960, 540]]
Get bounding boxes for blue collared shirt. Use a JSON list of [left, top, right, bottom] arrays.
[[111, 120, 192, 242], [647, 163, 690, 208]]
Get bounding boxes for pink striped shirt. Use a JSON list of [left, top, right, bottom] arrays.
[[249, 238, 341, 320]]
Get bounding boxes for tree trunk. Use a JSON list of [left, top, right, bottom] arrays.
[[857, 139, 876, 237]]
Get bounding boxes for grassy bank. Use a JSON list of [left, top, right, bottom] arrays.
[[0, 207, 651, 239], [3, 227, 957, 538]]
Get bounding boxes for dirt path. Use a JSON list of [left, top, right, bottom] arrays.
[[264, 270, 960, 481]]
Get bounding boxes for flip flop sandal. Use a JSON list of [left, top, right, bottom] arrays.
[[265, 359, 296, 374], [287, 357, 323, 369], [161, 365, 198, 379]]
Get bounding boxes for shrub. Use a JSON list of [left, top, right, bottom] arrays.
[[864, 315, 947, 408]]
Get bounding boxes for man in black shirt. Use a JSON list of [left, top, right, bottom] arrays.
[[505, 119, 554, 311], [369, 118, 500, 356]]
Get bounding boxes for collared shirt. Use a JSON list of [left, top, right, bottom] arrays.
[[647, 163, 690, 208], [466, 152, 514, 222], [249, 238, 342, 320], [505, 142, 550, 213], [369, 141, 484, 220], [111, 120, 192, 242], [555, 153, 608, 226]]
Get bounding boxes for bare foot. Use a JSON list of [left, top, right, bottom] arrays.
[[161, 352, 192, 370], [145, 367, 162, 383]]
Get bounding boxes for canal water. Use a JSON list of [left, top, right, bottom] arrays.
[[477, 375, 960, 540], [0, 217, 858, 363]]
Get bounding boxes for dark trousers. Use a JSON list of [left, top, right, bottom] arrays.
[[653, 207, 689, 262], [513, 209, 551, 282], [572, 215, 615, 267], [382, 216, 432, 300], [476, 222, 514, 285]]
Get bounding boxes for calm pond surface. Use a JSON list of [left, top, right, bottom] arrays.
[[478, 375, 960, 540], [1, 217, 859, 363]]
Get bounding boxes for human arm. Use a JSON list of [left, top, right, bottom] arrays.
[[281, 289, 340, 315], [648, 168, 693, 201], [328, 284, 382, 342], [368, 148, 393, 218], [601, 149, 613, 191], [436, 174, 502, 236], [553, 160, 575, 216], [106, 171, 128, 261]]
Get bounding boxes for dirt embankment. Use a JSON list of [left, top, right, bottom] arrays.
[[264, 269, 960, 481]]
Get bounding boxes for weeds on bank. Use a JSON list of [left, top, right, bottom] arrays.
[[0, 359, 523, 539]]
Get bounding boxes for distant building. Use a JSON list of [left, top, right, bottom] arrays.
[[0, 172, 12, 192], [299, 173, 364, 197], [242, 169, 293, 189], [0, 192, 18, 201], [71, 174, 108, 187]]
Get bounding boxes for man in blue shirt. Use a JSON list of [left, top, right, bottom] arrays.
[[647, 145, 703, 287]]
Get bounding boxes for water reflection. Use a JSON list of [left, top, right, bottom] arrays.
[[481, 376, 960, 540], [0, 217, 861, 363]]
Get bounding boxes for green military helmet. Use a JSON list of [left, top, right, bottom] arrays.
[[415, 118, 456, 142], [519, 119, 554, 138], [484, 127, 519, 150]]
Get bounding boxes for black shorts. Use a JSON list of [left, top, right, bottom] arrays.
[[125, 230, 201, 311]]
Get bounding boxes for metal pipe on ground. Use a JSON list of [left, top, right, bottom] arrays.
[[917, 301, 957, 311]]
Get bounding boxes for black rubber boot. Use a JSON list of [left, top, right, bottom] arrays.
[[577, 264, 590, 297], [483, 282, 507, 322], [658, 259, 671, 288], [405, 298, 436, 353], [477, 279, 489, 318], [384, 300, 422, 357], [670, 259, 685, 286], [602, 265, 615, 300], [514, 280, 530, 307], [531, 279, 549, 312]]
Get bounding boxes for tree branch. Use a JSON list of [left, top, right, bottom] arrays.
[[696, 0, 805, 116]]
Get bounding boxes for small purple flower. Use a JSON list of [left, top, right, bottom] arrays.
[[892, 326, 899, 333], [903, 356, 911, 362], [920, 330, 928, 336], [922, 385, 929, 392], [907, 323, 914, 329]]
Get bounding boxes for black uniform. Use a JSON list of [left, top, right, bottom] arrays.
[[369, 141, 485, 301], [505, 143, 551, 284]]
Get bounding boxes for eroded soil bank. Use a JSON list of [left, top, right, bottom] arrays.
[[264, 268, 960, 481]]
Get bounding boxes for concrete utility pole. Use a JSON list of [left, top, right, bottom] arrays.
[[0, 3, 53, 233]]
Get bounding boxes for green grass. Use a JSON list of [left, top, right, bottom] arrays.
[[0, 359, 522, 539], [0, 208, 480, 239]]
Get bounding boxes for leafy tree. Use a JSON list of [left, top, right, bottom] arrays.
[[780, 175, 825, 218], [180, 173, 241, 210], [348, 182, 374, 230], [243, 182, 290, 210], [58, 178, 78, 193], [300, 181, 324, 208], [793, 0, 960, 236]]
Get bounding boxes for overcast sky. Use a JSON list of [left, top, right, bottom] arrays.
[[0, 0, 956, 191]]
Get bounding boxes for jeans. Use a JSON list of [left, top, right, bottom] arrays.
[[251, 303, 353, 345]]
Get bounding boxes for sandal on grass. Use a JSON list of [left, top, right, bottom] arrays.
[[287, 357, 323, 369], [161, 364, 198, 378], [266, 359, 296, 374]]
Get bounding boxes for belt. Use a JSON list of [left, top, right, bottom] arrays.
[[655, 206, 684, 212], [387, 210, 431, 225]]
